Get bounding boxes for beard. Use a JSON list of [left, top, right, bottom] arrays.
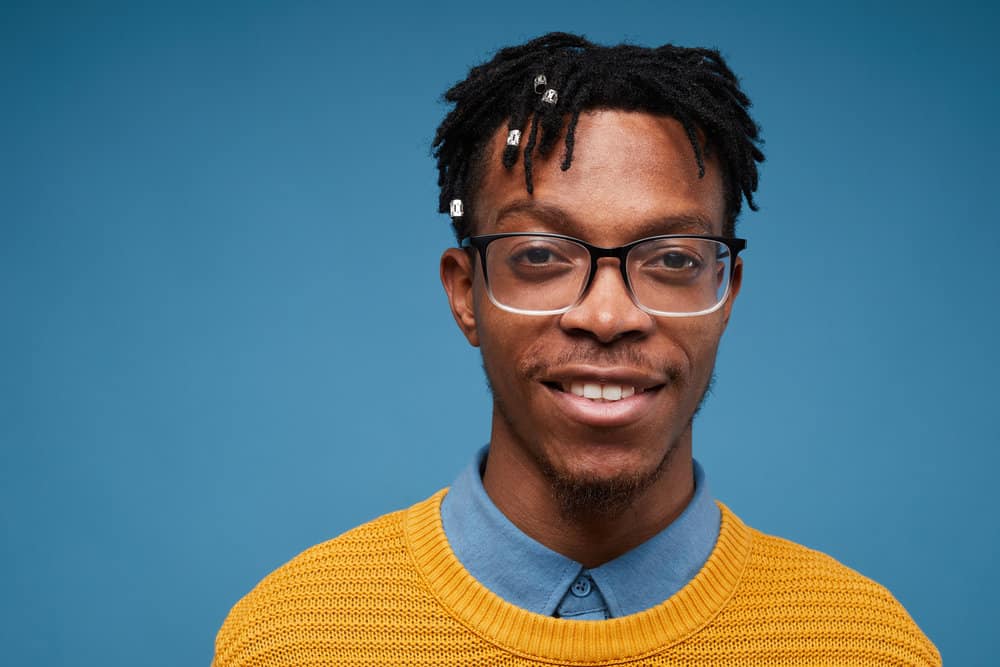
[[482, 343, 717, 522], [535, 441, 677, 521]]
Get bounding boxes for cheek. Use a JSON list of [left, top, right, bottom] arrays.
[[475, 308, 554, 396], [473, 292, 525, 384], [660, 317, 727, 375]]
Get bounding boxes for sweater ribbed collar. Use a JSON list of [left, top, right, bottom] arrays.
[[440, 447, 720, 618], [405, 491, 752, 663]]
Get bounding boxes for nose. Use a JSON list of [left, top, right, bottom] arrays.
[[558, 258, 655, 343]]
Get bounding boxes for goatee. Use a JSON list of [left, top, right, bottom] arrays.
[[536, 446, 676, 522]]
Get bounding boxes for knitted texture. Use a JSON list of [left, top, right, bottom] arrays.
[[213, 491, 940, 666]]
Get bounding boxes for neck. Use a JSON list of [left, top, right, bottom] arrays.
[[482, 419, 695, 568]]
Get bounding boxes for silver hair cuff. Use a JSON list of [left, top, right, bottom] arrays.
[[449, 199, 464, 218]]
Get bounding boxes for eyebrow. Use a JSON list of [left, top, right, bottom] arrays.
[[492, 200, 717, 238]]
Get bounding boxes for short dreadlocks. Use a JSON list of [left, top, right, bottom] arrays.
[[432, 32, 764, 240]]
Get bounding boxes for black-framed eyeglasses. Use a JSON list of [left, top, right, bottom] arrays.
[[461, 232, 746, 317]]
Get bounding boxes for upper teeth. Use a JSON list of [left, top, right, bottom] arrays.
[[568, 382, 638, 401]]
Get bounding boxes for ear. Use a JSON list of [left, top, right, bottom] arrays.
[[440, 247, 480, 347], [721, 256, 743, 328]]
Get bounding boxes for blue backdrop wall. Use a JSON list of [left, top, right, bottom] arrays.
[[3, 1, 997, 664]]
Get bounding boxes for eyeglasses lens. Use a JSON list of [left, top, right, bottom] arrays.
[[627, 238, 732, 315]]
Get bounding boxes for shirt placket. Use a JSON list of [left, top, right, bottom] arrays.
[[554, 572, 609, 620]]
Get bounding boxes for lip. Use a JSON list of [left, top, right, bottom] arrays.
[[543, 383, 660, 428], [540, 365, 667, 428]]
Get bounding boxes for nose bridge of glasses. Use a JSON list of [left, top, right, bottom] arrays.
[[558, 248, 652, 339], [579, 251, 638, 308]]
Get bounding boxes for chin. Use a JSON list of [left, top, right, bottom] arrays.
[[551, 441, 661, 479], [534, 442, 676, 521]]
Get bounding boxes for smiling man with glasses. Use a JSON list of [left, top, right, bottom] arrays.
[[213, 33, 940, 666]]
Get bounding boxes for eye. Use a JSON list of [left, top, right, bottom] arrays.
[[656, 251, 700, 270], [630, 240, 710, 286], [507, 240, 573, 267], [497, 237, 584, 284], [649, 249, 702, 271], [515, 246, 557, 265]]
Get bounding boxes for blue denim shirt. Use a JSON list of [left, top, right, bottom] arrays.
[[440, 447, 720, 620]]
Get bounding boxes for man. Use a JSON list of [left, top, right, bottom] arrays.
[[213, 33, 939, 666]]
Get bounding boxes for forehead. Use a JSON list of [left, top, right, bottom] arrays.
[[474, 110, 726, 244]]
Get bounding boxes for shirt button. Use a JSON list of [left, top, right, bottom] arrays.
[[570, 576, 592, 597]]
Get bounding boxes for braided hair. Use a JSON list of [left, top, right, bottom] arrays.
[[432, 32, 764, 240]]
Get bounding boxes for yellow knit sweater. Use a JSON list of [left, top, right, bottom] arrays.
[[214, 490, 940, 666]]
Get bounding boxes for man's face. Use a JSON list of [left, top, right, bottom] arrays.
[[442, 110, 740, 504]]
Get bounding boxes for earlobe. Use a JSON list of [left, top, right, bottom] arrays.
[[440, 248, 480, 347]]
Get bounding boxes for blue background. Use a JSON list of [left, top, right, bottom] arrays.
[[3, 1, 997, 664]]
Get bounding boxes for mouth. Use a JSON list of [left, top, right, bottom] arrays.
[[539, 378, 665, 428], [535, 365, 671, 427], [543, 381, 663, 402]]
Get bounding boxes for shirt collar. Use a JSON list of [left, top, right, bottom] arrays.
[[440, 446, 720, 617]]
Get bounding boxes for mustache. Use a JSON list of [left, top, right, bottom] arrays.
[[517, 344, 682, 383]]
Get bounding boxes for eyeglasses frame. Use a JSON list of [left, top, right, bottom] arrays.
[[460, 232, 747, 317]]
